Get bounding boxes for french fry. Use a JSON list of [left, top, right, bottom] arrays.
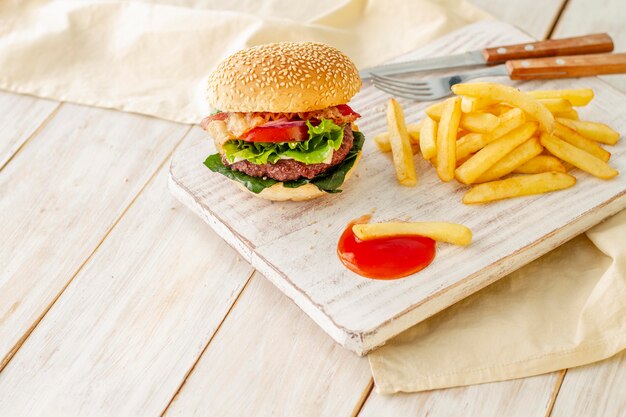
[[455, 122, 538, 184], [374, 124, 421, 153], [457, 154, 472, 166], [452, 83, 555, 133], [420, 117, 438, 160], [436, 96, 462, 182], [352, 222, 472, 246], [463, 172, 576, 204], [540, 133, 618, 179], [387, 98, 417, 186], [557, 118, 620, 145], [513, 155, 566, 174], [374, 132, 392, 152], [554, 109, 579, 120], [427, 104, 499, 134], [554, 122, 610, 161], [476, 137, 544, 183], [425, 101, 445, 120], [483, 103, 513, 116], [489, 108, 526, 140], [456, 133, 491, 161], [406, 124, 422, 143], [459, 112, 500, 133], [538, 98, 573, 114], [461, 96, 497, 113], [376, 135, 419, 153], [528, 88, 594, 106]]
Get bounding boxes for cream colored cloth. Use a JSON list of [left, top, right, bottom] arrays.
[[2, 0, 625, 395], [370, 210, 626, 393], [0, 0, 488, 123]]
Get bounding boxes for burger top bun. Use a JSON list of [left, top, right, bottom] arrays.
[[207, 42, 361, 113]]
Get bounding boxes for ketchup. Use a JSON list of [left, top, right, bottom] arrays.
[[337, 217, 436, 280]]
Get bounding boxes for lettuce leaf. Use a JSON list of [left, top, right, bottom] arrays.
[[203, 153, 278, 193], [222, 141, 281, 165], [223, 118, 344, 165], [204, 131, 365, 194]]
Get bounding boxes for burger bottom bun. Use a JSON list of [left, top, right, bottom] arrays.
[[231, 152, 362, 202]]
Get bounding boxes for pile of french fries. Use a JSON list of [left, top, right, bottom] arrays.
[[376, 82, 620, 204]]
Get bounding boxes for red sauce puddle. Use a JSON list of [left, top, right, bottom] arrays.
[[337, 216, 436, 280]]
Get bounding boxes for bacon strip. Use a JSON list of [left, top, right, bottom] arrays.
[[201, 105, 360, 137], [200, 112, 227, 130]]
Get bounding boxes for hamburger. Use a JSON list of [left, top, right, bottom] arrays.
[[202, 42, 364, 201]]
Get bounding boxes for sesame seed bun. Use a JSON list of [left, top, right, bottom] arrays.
[[207, 42, 361, 113], [230, 152, 362, 201]]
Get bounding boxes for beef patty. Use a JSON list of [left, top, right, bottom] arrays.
[[223, 126, 354, 182]]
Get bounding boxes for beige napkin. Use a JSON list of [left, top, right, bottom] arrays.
[[2, 0, 625, 395], [0, 0, 488, 124]]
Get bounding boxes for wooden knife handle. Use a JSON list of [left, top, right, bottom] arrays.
[[482, 34, 614, 64], [506, 53, 626, 80]]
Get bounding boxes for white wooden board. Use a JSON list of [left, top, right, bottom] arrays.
[[169, 21, 626, 355]]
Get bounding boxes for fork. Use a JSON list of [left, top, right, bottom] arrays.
[[371, 53, 626, 101]]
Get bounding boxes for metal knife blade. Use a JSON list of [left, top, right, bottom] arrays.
[[359, 50, 486, 79]]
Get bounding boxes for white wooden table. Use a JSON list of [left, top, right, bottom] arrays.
[[0, 1, 624, 415]]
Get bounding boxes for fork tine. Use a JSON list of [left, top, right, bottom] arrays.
[[370, 73, 429, 87], [372, 81, 434, 100], [373, 79, 433, 93], [372, 77, 434, 94]]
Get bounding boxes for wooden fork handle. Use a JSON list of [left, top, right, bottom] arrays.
[[482, 34, 613, 64], [506, 53, 626, 80]]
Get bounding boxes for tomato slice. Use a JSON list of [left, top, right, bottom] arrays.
[[243, 121, 309, 142]]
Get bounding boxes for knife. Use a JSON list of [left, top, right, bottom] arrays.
[[359, 33, 614, 79]]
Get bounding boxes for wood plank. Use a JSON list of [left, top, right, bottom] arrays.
[[164, 274, 372, 417], [0, 103, 188, 370], [358, 373, 562, 417], [169, 21, 626, 354], [0, 92, 59, 170], [469, 0, 565, 40], [549, 2, 626, 413], [550, 350, 626, 417], [0, 149, 254, 416], [552, 0, 626, 92]]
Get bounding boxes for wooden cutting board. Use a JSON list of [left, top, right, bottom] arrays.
[[169, 21, 626, 355]]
